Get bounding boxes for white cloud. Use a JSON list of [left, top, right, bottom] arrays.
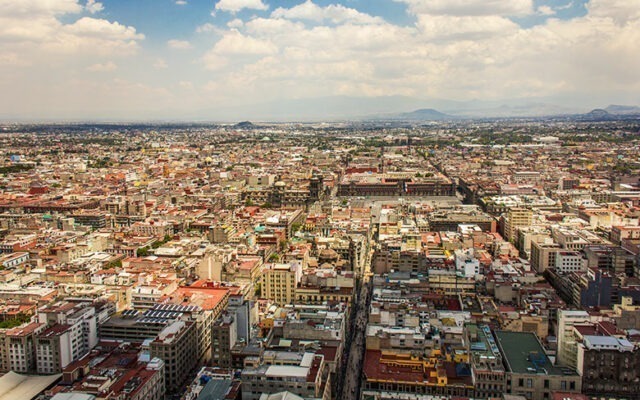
[[2, 0, 640, 119], [394, 0, 534, 16], [0, 0, 83, 17], [0, 2, 144, 56], [0, 53, 31, 67], [153, 58, 168, 69], [192, 0, 640, 106], [53, 17, 144, 55], [196, 23, 217, 33], [85, 0, 104, 14], [227, 18, 244, 29], [215, 0, 268, 13], [587, 0, 640, 24], [537, 5, 555, 16], [271, 1, 383, 24], [87, 61, 117, 71], [175, 0, 187, 5], [416, 14, 519, 40], [167, 39, 192, 49], [211, 30, 278, 55]]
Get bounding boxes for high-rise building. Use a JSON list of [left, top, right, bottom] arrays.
[[556, 310, 591, 369], [260, 262, 302, 305], [149, 320, 198, 393], [504, 208, 532, 243]]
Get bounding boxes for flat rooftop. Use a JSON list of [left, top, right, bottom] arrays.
[[494, 331, 574, 376]]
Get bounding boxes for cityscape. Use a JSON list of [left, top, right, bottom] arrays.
[[1, 1, 640, 400]]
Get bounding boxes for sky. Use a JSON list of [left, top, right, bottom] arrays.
[[0, 0, 639, 120]]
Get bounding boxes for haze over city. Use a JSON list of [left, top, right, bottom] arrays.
[[1, 0, 639, 121]]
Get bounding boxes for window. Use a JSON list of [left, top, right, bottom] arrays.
[[527, 379, 533, 388], [519, 378, 524, 387], [544, 379, 549, 389]]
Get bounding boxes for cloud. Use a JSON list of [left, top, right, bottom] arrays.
[[153, 58, 168, 69], [0, 53, 31, 67], [196, 23, 217, 33], [227, 18, 244, 29], [537, 5, 555, 16], [2, 0, 640, 119], [54, 17, 144, 55], [167, 39, 192, 49], [192, 0, 640, 106], [87, 61, 117, 71], [394, 0, 534, 16], [215, 0, 268, 13], [271, 0, 383, 24], [0, 1, 144, 56], [209, 30, 278, 55], [85, 0, 104, 14], [0, 0, 83, 17], [587, 0, 640, 24], [175, 0, 187, 5]]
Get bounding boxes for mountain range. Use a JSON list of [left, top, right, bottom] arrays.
[[193, 95, 640, 122]]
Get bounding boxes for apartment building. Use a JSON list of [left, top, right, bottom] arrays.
[[149, 320, 198, 393]]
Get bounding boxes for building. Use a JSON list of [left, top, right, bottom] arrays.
[[0, 321, 46, 373], [530, 242, 561, 273], [465, 324, 506, 399], [455, 249, 481, 278], [241, 353, 328, 400], [554, 251, 585, 274], [583, 245, 636, 277], [182, 367, 241, 400], [504, 208, 532, 243], [362, 350, 474, 398], [212, 314, 237, 368], [149, 320, 198, 393], [260, 263, 302, 305], [556, 310, 591, 369], [577, 334, 639, 398], [131, 220, 173, 238], [495, 331, 581, 400], [37, 301, 99, 365], [51, 343, 165, 400]]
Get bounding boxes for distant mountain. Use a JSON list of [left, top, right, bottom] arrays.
[[605, 104, 640, 114], [175, 96, 637, 122], [393, 108, 455, 121], [234, 121, 255, 129], [581, 109, 615, 121]]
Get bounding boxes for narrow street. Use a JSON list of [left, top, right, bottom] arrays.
[[337, 249, 374, 400]]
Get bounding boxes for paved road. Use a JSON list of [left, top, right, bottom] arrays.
[[338, 261, 373, 400]]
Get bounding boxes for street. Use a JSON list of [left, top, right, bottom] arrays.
[[336, 246, 374, 400]]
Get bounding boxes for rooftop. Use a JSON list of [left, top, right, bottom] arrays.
[[494, 331, 573, 376]]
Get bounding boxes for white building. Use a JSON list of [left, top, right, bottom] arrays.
[[555, 251, 586, 274], [454, 248, 480, 278]]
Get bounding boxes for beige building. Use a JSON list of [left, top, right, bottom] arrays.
[[504, 208, 532, 243], [0, 322, 46, 373], [530, 241, 561, 273], [260, 263, 302, 305]]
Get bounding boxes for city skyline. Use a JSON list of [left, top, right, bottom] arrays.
[[1, 0, 639, 121]]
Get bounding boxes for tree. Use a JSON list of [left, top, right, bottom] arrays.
[[137, 247, 149, 257]]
